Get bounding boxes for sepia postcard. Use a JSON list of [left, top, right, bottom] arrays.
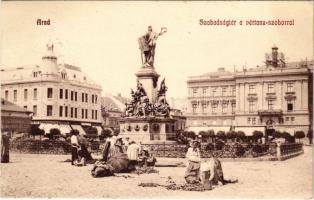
[[0, 1, 313, 199]]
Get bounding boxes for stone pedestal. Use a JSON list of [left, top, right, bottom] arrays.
[[135, 66, 159, 104], [119, 117, 176, 143]]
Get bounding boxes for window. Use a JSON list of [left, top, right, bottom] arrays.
[[33, 72, 37, 78], [252, 117, 256, 125], [61, 72, 66, 79], [47, 88, 53, 98], [95, 95, 97, 104], [75, 92, 77, 101], [287, 82, 294, 92], [201, 104, 207, 113], [59, 89, 63, 99], [70, 107, 73, 118], [13, 90, 17, 102], [33, 88, 37, 100], [92, 95, 94, 104], [95, 110, 97, 120], [85, 109, 88, 119], [231, 103, 236, 113], [287, 100, 294, 112], [47, 105, 53, 116], [33, 105, 37, 116], [192, 104, 197, 113], [81, 109, 84, 119], [24, 89, 28, 101], [249, 84, 256, 94], [74, 108, 77, 118], [268, 100, 274, 110], [24, 105, 27, 110], [212, 104, 217, 114], [85, 94, 88, 103], [59, 106, 63, 117], [202, 88, 207, 96], [65, 106, 68, 117], [249, 101, 255, 113], [192, 88, 197, 96], [5, 90, 8, 100], [267, 83, 275, 93], [231, 87, 236, 96], [291, 117, 295, 122], [247, 118, 251, 123], [82, 93, 85, 102], [222, 87, 227, 96], [222, 103, 227, 113], [71, 91, 74, 101], [65, 89, 68, 99], [92, 110, 94, 119], [212, 87, 217, 97], [285, 117, 289, 122]]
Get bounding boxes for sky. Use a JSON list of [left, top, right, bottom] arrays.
[[1, 1, 313, 99]]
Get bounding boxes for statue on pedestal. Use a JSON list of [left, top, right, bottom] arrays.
[[138, 26, 167, 67]]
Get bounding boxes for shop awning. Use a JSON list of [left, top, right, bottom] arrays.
[[235, 126, 265, 136], [93, 126, 103, 135], [209, 126, 231, 134], [59, 124, 72, 136], [71, 125, 86, 135], [277, 127, 296, 136], [39, 123, 60, 134], [187, 126, 231, 135]]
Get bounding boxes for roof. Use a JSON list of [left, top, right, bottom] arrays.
[[101, 94, 129, 112], [1, 99, 32, 113]]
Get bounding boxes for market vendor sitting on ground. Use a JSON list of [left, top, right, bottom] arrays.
[[185, 140, 202, 184], [185, 140, 237, 188]]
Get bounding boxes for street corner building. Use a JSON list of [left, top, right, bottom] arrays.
[[186, 46, 313, 137], [1, 98, 33, 134], [0, 42, 103, 136]]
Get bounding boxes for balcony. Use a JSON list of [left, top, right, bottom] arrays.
[[247, 93, 258, 101], [258, 109, 283, 116], [284, 92, 296, 100]]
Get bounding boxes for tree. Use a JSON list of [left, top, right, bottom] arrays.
[[30, 125, 44, 139], [226, 131, 236, 142], [273, 131, 282, 139], [307, 130, 313, 144], [236, 131, 246, 142], [294, 131, 305, 143], [86, 126, 98, 138], [99, 128, 112, 140], [208, 129, 215, 142], [216, 131, 226, 141], [199, 131, 210, 142], [46, 128, 61, 140], [187, 131, 196, 139], [252, 131, 263, 143]]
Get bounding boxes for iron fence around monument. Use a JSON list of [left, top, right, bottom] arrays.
[[10, 139, 303, 159]]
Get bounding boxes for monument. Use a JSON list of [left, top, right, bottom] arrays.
[[119, 26, 176, 144]]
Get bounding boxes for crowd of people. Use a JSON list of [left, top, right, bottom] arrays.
[[2, 128, 235, 191]]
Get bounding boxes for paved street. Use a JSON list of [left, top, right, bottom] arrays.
[[0, 146, 312, 198]]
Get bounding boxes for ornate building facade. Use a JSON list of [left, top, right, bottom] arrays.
[[186, 46, 313, 136], [1, 43, 102, 135]]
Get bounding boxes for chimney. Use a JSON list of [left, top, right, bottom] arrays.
[[272, 45, 278, 67]]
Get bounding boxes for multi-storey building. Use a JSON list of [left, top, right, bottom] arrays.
[[0, 43, 102, 135], [186, 46, 313, 136]]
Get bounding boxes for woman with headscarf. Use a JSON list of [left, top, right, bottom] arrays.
[[184, 140, 201, 184]]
